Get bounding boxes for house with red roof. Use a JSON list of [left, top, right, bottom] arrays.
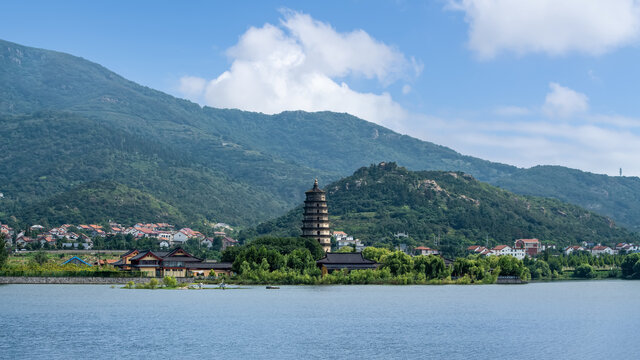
[[414, 246, 439, 256], [515, 238, 540, 257], [564, 245, 586, 255], [591, 245, 615, 256]]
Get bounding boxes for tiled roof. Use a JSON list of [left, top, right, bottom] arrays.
[[317, 253, 377, 265], [517, 238, 540, 243]]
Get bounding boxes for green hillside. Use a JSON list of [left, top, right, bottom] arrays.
[[0, 112, 288, 226], [253, 163, 639, 255], [2, 38, 640, 230], [17, 181, 187, 227]]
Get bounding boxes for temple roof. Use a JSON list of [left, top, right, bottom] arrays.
[[305, 178, 325, 193], [316, 253, 377, 265]]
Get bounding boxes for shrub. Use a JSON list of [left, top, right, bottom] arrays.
[[573, 264, 596, 279], [163, 276, 178, 288]]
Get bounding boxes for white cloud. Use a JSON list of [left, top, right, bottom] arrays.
[[448, 0, 640, 59], [178, 76, 207, 99], [409, 114, 640, 176], [402, 84, 412, 95], [542, 83, 589, 118], [179, 10, 418, 128]]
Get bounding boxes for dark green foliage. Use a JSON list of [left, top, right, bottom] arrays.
[[33, 251, 48, 265], [247, 237, 325, 260], [232, 246, 285, 273], [573, 264, 596, 278], [0, 234, 7, 268], [257, 163, 639, 255], [17, 181, 187, 226], [620, 253, 640, 278]]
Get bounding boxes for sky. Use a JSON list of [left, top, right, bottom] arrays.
[[2, 0, 640, 176]]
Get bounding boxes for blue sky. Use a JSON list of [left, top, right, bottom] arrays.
[[2, 0, 640, 176]]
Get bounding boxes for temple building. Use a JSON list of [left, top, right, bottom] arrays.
[[302, 179, 332, 253]]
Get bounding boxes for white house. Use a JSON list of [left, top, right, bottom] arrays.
[[591, 245, 615, 256], [490, 245, 526, 259], [414, 246, 439, 256], [564, 245, 585, 255], [172, 231, 189, 244], [336, 236, 364, 252]]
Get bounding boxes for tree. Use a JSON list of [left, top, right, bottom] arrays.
[[363, 247, 392, 262], [573, 264, 596, 279], [163, 276, 178, 288], [0, 234, 8, 268], [621, 253, 640, 278], [381, 251, 413, 276], [33, 250, 48, 265]]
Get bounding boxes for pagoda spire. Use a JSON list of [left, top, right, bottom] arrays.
[[302, 179, 331, 253]]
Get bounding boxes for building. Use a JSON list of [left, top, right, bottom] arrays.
[[221, 236, 238, 251], [564, 245, 586, 255], [301, 179, 331, 253], [515, 238, 540, 257], [414, 246, 439, 256], [591, 245, 615, 256], [335, 232, 364, 252], [491, 245, 525, 259], [114, 248, 233, 277], [316, 253, 379, 275], [62, 256, 92, 266], [112, 249, 140, 271]]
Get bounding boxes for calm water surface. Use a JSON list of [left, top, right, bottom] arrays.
[[1, 281, 638, 359]]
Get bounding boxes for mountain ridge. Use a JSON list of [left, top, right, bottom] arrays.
[[251, 163, 638, 255], [2, 38, 640, 231]]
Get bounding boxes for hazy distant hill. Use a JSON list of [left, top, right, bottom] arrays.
[[2, 38, 640, 230], [253, 163, 639, 255]]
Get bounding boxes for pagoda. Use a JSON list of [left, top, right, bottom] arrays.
[[301, 179, 331, 253]]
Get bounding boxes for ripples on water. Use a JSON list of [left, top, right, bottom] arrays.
[[0, 281, 638, 359]]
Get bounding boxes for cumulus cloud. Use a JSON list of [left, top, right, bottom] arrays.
[[448, 0, 640, 58], [542, 83, 589, 118], [179, 10, 419, 128], [411, 83, 640, 176]]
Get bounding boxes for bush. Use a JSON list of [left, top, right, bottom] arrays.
[[573, 264, 596, 279], [163, 276, 178, 288], [148, 278, 159, 289]]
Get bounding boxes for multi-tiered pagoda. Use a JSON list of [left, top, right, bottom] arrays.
[[301, 179, 331, 253]]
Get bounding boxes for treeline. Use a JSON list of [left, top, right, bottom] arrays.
[[219, 237, 530, 285], [523, 251, 640, 280]]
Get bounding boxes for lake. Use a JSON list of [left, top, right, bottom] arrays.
[[1, 280, 638, 359]]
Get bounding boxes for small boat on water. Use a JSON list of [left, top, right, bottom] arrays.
[[266, 286, 280, 289]]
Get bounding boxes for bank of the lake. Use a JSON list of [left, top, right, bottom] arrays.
[[1, 281, 638, 359]]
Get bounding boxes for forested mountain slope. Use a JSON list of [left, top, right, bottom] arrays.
[[253, 163, 639, 255], [2, 38, 640, 230]]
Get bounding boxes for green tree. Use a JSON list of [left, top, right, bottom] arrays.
[[0, 234, 8, 268], [621, 253, 640, 278], [163, 276, 178, 288], [33, 250, 48, 265], [381, 251, 413, 276], [363, 247, 392, 262], [573, 264, 596, 278]]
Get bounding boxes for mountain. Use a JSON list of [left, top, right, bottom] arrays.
[[2, 38, 640, 230], [16, 181, 187, 227], [253, 163, 639, 255]]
